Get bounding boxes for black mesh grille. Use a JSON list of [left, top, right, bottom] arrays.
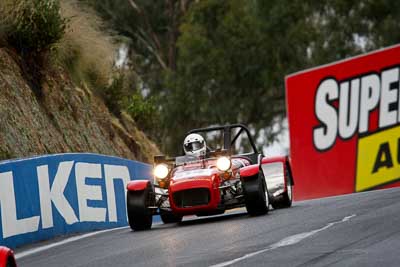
[[173, 188, 210, 208]]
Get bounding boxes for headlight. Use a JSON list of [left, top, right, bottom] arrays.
[[154, 164, 169, 179], [216, 156, 231, 171]]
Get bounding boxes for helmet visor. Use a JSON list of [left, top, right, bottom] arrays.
[[184, 141, 204, 152]]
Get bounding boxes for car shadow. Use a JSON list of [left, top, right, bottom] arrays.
[[136, 210, 250, 233], [179, 211, 249, 227], [129, 205, 301, 233]]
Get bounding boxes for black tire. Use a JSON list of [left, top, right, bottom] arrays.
[[243, 172, 269, 216], [127, 183, 155, 231], [160, 209, 183, 224], [6, 256, 16, 267], [271, 168, 293, 209]]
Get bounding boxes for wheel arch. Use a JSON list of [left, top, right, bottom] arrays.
[[127, 180, 152, 192], [239, 164, 260, 180], [0, 247, 16, 267]]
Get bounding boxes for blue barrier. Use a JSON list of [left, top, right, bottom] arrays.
[[0, 153, 152, 249]]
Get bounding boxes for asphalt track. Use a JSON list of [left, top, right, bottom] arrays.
[[16, 187, 400, 267]]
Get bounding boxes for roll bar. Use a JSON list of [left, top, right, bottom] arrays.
[[187, 124, 258, 154]]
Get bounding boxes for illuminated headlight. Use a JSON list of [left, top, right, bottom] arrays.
[[154, 164, 169, 179], [216, 156, 231, 172]]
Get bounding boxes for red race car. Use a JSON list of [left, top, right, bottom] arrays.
[[0, 247, 16, 267], [126, 124, 294, 231]]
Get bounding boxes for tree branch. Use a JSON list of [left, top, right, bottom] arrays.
[[127, 0, 167, 70]]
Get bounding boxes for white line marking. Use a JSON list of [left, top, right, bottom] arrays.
[[15, 226, 129, 260], [210, 214, 356, 267]]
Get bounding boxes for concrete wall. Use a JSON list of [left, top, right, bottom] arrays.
[[0, 153, 151, 248]]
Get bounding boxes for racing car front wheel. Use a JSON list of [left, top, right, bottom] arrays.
[[160, 209, 183, 224], [7, 256, 17, 267], [127, 183, 155, 231], [243, 172, 269, 216]]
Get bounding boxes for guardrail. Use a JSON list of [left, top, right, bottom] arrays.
[[0, 153, 151, 248]]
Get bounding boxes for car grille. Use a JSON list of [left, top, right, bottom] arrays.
[[173, 188, 210, 208]]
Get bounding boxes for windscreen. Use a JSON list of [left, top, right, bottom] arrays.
[[175, 155, 201, 165]]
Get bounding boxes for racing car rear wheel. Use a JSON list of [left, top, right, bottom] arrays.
[[160, 209, 183, 224], [127, 183, 155, 231], [243, 172, 269, 216], [271, 168, 293, 209]]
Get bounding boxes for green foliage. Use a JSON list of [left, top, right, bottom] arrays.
[[99, 72, 160, 135], [126, 92, 160, 134], [100, 74, 127, 116], [84, 0, 400, 155], [165, 0, 285, 153], [3, 0, 68, 55]]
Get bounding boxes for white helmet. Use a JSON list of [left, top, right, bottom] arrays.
[[183, 133, 206, 157]]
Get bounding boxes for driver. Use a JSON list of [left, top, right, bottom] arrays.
[[183, 133, 206, 158]]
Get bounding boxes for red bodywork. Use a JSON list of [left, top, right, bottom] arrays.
[[240, 165, 259, 178], [0, 247, 16, 267], [167, 158, 235, 215], [127, 180, 150, 191], [261, 156, 288, 165], [168, 174, 221, 215]]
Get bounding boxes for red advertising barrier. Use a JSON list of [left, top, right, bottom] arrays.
[[286, 45, 400, 200]]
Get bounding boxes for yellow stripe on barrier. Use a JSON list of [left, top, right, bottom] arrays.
[[356, 124, 400, 192]]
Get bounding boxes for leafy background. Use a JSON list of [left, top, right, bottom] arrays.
[[78, 0, 400, 155], [3, 0, 400, 156]]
